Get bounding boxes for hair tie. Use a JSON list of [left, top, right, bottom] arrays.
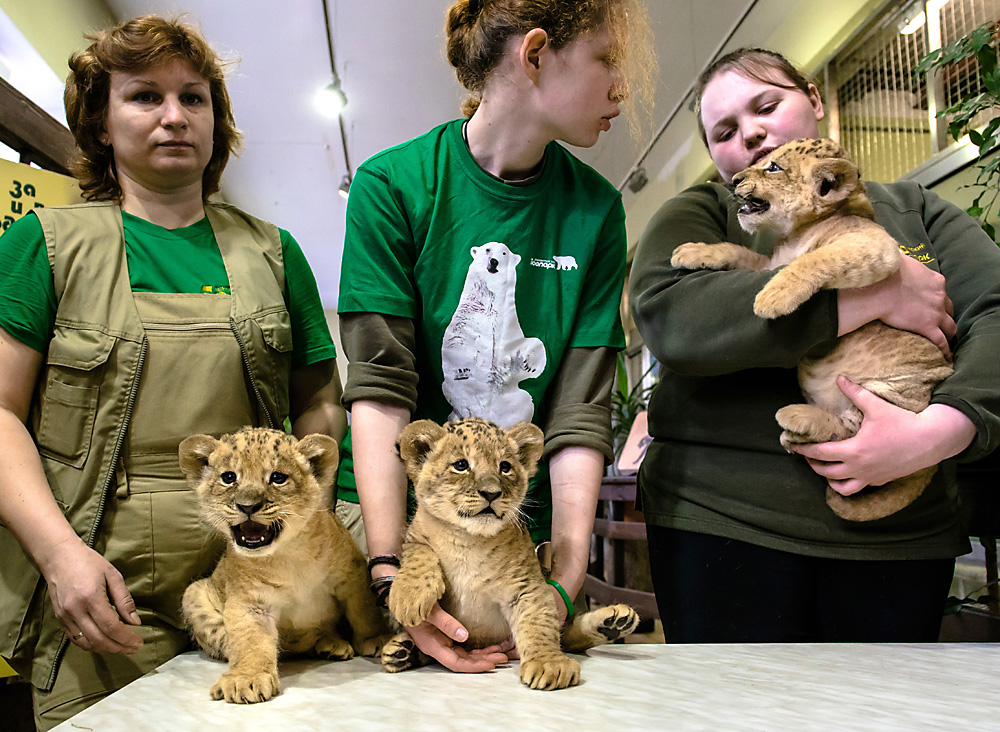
[[468, 0, 483, 17]]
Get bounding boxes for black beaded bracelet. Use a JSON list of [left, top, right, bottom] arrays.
[[367, 554, 401, 573]]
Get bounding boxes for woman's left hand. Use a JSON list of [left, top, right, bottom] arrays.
[[789, 376, 976, 495]]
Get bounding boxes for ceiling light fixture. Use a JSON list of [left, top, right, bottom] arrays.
[[320, 0, 353, 195], [316, 76, 347, 118], [899, 10, 926, 35], [898, 0, 951, 35]]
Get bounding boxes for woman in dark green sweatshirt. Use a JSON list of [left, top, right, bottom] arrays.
[[629, 48, 1000, 643]]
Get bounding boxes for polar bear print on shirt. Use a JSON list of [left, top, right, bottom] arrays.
[[441, 242, 546, 427], [553, 255, 578, 271]]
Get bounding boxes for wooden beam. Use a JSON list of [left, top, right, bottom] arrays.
[[0, 76, 75, 176]]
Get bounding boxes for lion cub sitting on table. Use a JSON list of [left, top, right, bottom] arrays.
[[382, 417, 639, 690], [179, 427, 390, 704], [670, 138, 953, 522]]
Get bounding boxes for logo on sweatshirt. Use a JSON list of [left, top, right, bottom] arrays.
[[530, 255, 579, 271], [898, 243, 935, 264]]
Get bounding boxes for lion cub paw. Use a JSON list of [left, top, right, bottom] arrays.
[[387, 582, 439, 628], [381, 631, 423, 673], [753, 271, 814, 319], [776, 404, 846, 448], [671, 242, 731, 270], [592, 604, 640, 642], [315, 635, 354, 661], [356, 631, 394, 658], [211, 669, 280, 704], [520, 654, 581, 691]]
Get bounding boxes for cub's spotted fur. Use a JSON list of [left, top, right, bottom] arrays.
[[670, 139, 953, 521], [179, 427, 390, 704], [383, 418, 638, 690]]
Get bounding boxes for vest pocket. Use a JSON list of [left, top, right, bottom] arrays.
[[252, 308, 293, 353], [244, 309, 293, 425], [36, 328, 115, 468]]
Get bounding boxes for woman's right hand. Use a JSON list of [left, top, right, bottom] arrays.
[[41, 537, 143, 656], [406, 602, 509, 673], [838, 254, 956, 358]]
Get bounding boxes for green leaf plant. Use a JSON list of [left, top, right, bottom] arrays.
[[610, 354, 656, 460], [916, 21, 1000, 243]]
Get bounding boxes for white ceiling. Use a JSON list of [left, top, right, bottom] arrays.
[[103, 0, 658, 309]]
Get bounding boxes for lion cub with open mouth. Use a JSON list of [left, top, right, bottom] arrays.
[[179, 427, 390, 704], [670, 138, 953, 521], [382, 418, 639, 690]]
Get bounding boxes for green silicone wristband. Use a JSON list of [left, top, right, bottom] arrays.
[[546, 578, 575, 620]]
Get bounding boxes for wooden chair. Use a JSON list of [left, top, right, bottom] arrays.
[[584, 475, 658, 621]]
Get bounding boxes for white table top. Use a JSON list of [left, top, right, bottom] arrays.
[[53, 643, 999, 731]]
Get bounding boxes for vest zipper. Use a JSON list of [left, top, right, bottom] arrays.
[[141, 322, 231, 331], [230, 317, 275, 429], [46, 337, 148, 690]]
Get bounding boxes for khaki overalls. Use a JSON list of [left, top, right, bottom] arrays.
[[0, 202, 292, 729]]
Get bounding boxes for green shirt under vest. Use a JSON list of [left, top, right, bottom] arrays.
[[0, 210, 335, 366]]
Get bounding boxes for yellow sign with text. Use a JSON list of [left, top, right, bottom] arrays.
[[0, 158, 83, 231]]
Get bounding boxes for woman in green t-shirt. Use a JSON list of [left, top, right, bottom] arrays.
[[340, 0, 654, 673], [0, 16, 343, 728], [630, 48, 1000, 643]]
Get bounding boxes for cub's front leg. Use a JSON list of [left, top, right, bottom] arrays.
[[388, 542, 446, 628], [671, 242, 770, 272], [213, 599, 280, 704], [754, 233, 900, 318], [506, 582, 580, 691], [182, 577, 228, 660]]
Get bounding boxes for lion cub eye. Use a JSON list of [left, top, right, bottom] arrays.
[[766, 161, 782, 172], [499, 461, 512, 474], [220, 471, 237, 485], [452, 459, 469, 472], [269, 472, 288, 485]]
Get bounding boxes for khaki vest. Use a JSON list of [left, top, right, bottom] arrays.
[[0, 201, 292, 689]]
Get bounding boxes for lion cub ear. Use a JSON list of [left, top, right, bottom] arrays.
[[812, 157, 860, 203], [296, 434, 340, 488], [178, 434, 220, 486], [506, 422, 545, 478], [398, 420, 447, 478]]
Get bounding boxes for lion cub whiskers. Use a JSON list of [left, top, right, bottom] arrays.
[[670, 138, 953, 522], [179, 427, 390, 704], [383, 417, 639, 690]]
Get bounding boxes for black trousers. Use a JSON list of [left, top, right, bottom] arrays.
[[646, 525, 956, 643]]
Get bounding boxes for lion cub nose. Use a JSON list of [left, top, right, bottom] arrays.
[[478, 489, 501, 504], [236, 500, 264, 517], [732, 174, 745, 187]]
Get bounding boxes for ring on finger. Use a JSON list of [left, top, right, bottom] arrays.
[[73, 631, 85, 640]]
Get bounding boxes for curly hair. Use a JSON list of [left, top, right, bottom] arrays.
[[64, 14, 241, 201], [445, 0, 655, 141], [694, 47, 819, 147]]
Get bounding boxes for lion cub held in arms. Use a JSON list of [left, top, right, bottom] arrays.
[[382, 418, 639, 690], [671, 138, 953, 522], [179, 427, 390, 704]]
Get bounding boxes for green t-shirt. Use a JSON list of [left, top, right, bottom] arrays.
[[337, 119, 627, 536], [0, 209, 335, 368]]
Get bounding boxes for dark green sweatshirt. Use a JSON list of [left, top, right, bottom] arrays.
[[629, 180, 1000, 559]]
